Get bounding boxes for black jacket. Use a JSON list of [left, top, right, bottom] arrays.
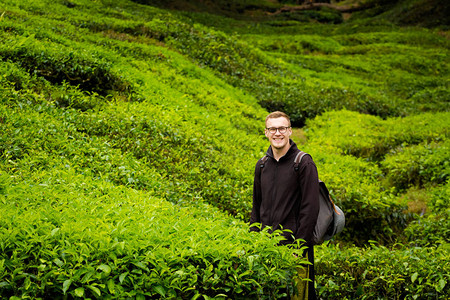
[[250, 140, 320, 245]]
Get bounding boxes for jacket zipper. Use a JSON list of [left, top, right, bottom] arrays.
[[269, 160, 278, 227]]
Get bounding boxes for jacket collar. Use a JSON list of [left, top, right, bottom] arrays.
[[266, 139, 299, 161]]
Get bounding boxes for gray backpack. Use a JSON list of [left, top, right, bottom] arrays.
[[260, 151, 345, 245], [294, 151, 345, 245]]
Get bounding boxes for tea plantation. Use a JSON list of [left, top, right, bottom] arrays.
[[0, 0, 448, 298]]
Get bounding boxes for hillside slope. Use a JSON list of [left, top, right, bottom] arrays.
[[1, 0, 272, 217], [134, 0, 450, 28], [0, 0, 449, 298], [0, 0, 303, 298]]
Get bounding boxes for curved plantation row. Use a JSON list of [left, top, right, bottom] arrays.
[[131, 1, 448, 126], [0, 0, 449, 298], [306, 111, 449, 298], [0, 169, 303, 298], [0, 38, 295, 298], [0, 16, 266, 218]]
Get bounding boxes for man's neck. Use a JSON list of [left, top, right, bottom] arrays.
[[272, 145, 290, 161]]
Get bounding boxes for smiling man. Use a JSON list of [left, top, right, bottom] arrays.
[[250, 111, 319, 299]]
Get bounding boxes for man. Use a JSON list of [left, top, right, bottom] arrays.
[[250, 111, 319, 299]]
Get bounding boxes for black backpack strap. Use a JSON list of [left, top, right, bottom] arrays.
[[294, 151, 308, 171], [260, 155, 269, 168], [258, 155, 269, 182]]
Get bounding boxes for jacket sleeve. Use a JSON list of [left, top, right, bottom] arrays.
[[250, 160, 262, 232], [295, 155, 320, 245]]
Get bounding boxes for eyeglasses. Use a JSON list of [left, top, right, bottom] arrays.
[[266, 126, 290, 134]]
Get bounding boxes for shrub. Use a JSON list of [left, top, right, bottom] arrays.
[[315, 242, 450, 299], [0, 61, 33, 91], [404, 209, 450, 247], [382, 140, 450, 190], [428, 180, 450, 211], [0, 34, 130, 96], [306, 110, 450, 160], [0, 169, 308, 299], [49, 82, 105, 111], [251, 34, 343, 55], [1, 0, 449, 298], [300, 146, 410, 245], [292, 7, 343, 24]]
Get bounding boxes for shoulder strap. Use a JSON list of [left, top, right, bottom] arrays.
[[260, 155, 269, 169], [258, 155, 269, 181], [261, 151, 308, 171], [294, 151, 308, 171]]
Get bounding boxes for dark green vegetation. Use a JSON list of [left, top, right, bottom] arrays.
[[0, 0, 449, 298]]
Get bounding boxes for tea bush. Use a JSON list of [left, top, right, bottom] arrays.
[[0, 87, 262, 219], [305, 110, 450, 160], [428, 180, 450, 211], [404, 210, 450, 247], [0, 61, 33, 91], [237, 27, 449, 124], [1, 0, 449, 298], [0, 35, 131, 96], [0, 169, 307, 299], [315, 242, 449, 299], [382, 140, 450, 190], [303, 110, 449, 243], [299, 146, 409, 245], [0, 0, 270, 219], [85, 0, 449, 126]]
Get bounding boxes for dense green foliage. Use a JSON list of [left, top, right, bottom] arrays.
[[0, 169, 306, 298], [0, 0, 448, 298], [304, 111, 449, 298], [316, 241, 449, 299], [350, 0, 450, 28]]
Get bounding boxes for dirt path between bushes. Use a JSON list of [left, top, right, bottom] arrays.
[[270, 2, 367, 14]]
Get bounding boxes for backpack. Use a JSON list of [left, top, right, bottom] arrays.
[[259, 151, 345, 245]]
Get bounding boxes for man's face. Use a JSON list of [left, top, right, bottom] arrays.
[[265, 117, 292, 151]]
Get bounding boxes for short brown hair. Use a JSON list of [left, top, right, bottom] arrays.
[[265, 111, 291, 127]]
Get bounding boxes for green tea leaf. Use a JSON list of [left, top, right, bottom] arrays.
[[107, 279, 115, 294], [411, 272, 418, 283], [74, 287, 84, 297], [97, 264, 111, 274], [88, 285, 101, 297], [53, 258, 64, 268], [438, 279, 446, 292], [62, 279, 72, 294], [119, 272, 128, 284], [51, 228, 60, 236], [132, 261, 149, 272], [153, 285, 166, 297]]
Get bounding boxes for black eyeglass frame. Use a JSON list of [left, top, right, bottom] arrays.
[[265, 126, 291, 134]]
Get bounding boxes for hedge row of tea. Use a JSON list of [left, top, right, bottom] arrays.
[[306, 110, 449, 208], [0, 1, 269, 219], [305, 111, 449, 297], [0, 0, 304, 298], [0, 48, 302, 298], [0, 169, 305, 298], [1, 0, 449, 298], [298, 110, 450, 244], [161, 6, 449, 126], [315, 241, 449, 299]]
